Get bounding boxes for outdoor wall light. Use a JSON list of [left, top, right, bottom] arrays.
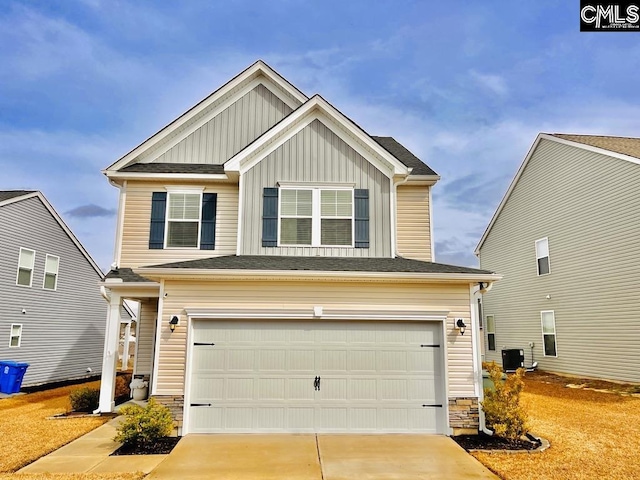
[[169, 316, 180, 332], [455, 318, 467, 335]]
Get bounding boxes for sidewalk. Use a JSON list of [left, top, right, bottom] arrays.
[[18, 417, 169, 475]]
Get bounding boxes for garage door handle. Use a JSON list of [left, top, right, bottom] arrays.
[[190, 403, 212, 407], [314, 376, 321, 391]]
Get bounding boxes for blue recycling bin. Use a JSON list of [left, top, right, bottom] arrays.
[[0, 361, 29, 394]]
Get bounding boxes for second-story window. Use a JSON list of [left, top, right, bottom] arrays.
[[166, 192, 202, 248], [16, 248, 35, 287], [279, 187, 353, 247], [535, 237, 550, 275], [43, 255, 59, 290]]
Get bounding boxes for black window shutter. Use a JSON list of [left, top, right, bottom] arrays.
[[354, 189, 369, 248], [262, 187, 278, 247], [149, 192, 167, 249], [200, 193, 217, 250]]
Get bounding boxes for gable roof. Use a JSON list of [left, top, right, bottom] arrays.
[[105, 60, 308, 173], [224, 95, 412, 178], [475, 132, 640, 254], [0, 191, 104, 277], [551, 134, 640, 160], [0, 190, 36, 203], [372, 137, 437, 176]]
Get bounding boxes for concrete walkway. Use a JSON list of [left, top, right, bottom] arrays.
[[18, 417, 167, 475], [20, 421, 497, 479]]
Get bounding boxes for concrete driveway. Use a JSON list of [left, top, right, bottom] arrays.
[[146, 434, 498, 480]]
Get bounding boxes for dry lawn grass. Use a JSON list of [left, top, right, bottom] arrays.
[[0, 381, 110, 473], [473, 373, 640, 479], [0, 474, 144, 480]]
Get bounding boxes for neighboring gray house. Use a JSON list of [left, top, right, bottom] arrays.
[[0, 190, 107, 387], [476, 134, 640, 383]]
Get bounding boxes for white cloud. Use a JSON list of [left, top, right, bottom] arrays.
[[469, 70, 509, 96]]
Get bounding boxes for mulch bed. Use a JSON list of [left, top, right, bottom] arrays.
[[111, 437, 181, 456], [453, 432, 541, 451]]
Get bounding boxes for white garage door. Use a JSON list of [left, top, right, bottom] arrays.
[[187, 320, 444, 434]]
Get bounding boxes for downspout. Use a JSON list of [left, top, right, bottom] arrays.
[[392, 169, 412, 257], [476, 281, 494, 435]]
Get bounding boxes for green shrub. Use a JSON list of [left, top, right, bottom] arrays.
[[481, 361, 528, 441], [69, 387, 100, 412], [114, 398, 174, 445]]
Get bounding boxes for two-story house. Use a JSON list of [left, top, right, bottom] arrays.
[[0, 190, 106, 388], [97, 61, 499, 436], [476, 133, 640, 383]]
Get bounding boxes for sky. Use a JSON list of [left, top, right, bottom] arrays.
[[1, 1, 640, 271]]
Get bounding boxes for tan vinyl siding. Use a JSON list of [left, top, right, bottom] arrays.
[[134, 299, 157, 376], [396, 185, 432, 261], [156, 279, 473, 397], [241, 119, 392, 257], [142, 84, 292, 165], [119, 181, 238, 268], [480, 138, 640, 382]]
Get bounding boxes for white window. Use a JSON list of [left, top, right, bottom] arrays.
[[43, 255, 59, 290], [166, 192, 202, 248], [535, 238, 550, 275], [279, 187, 353, 247], [541, 311, 557, 357], [486, 315, 496, 351], [16, 248, 35, 287], [9, 324, 22, 348]]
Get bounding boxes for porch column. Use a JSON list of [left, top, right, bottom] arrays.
[[121, 321, 131, 371], [96, 292, 121, 413]]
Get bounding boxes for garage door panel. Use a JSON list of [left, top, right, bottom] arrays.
[[188, 320, 445, 434], [227, 350, 255, 371], [190, 376, 224, 400], [318, 350, 347, 371], [288, 378, 316, 400], [376, 351, 408, 372], [288, 350, 315, 371]]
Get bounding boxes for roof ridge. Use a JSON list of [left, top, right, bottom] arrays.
[[551, 133, 640, 141]]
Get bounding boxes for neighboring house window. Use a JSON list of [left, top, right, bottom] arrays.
[[486, 315, 496, 351], [16, 248, 35, 287], [279, 187, 353, 247], [43, 255, 59, 290], [9, 324, 22, 348], [535, 237, 550, 275], [148, 190, 217, 250], [541, 310, 557, 357]]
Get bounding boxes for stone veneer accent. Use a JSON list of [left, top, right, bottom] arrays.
[[448, 397, 479, 435], [153, 395, 184, 435]]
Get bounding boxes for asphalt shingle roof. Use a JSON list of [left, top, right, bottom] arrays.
[[0, 190, 36, 202], [105, 268, 154, 283], [119, 163, 225, 174], [371, 137, 438, 176], [552, 134, 640, 160], [147, 255, 493, 275]]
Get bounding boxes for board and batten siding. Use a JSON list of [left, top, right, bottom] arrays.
[[134, 299, 157, 377], [0, 197, 106, 387], [140, 84, 293, 165], [156, 279, 474, 398], [119, 181, 238, 268], [241, 119, 392, 257], [479, 138, 640, 383], [396, 185, 432, 261]]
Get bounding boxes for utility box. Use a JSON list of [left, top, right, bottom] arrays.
[[501, 349, 525, 372]]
